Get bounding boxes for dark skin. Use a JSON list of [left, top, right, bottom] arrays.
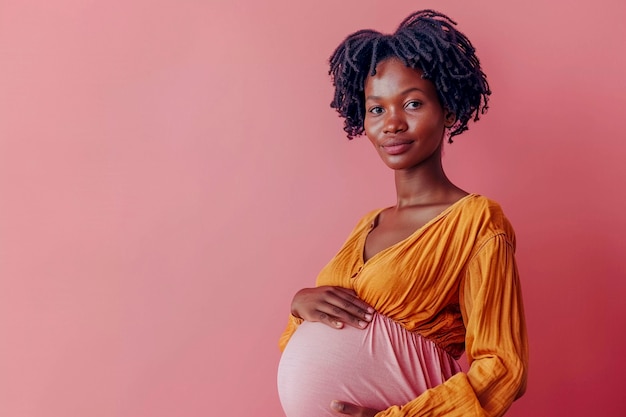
[[291, 58, 467, 416]]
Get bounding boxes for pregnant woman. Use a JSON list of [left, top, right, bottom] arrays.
[[277, 10, 528, 417]]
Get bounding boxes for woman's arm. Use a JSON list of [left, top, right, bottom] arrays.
[[369, 234, 528, 417]]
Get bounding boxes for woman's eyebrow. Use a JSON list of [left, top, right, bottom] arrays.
[[365, 87, 425, 101]]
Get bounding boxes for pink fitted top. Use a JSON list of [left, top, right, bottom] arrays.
[[277, 313, 460, 417]]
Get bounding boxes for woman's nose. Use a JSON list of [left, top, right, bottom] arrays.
[[383, 112, 407, 134]]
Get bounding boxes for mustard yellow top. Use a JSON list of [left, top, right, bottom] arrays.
[[278, 194, 528, 417]]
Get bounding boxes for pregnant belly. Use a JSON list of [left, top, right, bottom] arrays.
[[277, 313, 460, 417]]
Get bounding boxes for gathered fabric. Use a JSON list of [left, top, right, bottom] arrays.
[[278, 194, 528, 417]]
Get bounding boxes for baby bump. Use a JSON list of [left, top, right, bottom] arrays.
[[277, 313, 461, 417]]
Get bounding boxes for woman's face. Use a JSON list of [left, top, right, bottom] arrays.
[[363, 58, 450, 171]]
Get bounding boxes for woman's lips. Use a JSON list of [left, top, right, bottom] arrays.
[[381, 140, 413, 155]]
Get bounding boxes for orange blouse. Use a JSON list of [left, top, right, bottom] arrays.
[[278, 194, 528, 417]]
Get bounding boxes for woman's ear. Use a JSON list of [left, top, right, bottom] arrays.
[[444, 110, 456, 128]]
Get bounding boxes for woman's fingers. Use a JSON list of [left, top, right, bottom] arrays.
[[316, 288, 374, 328], [330, 400, 379, 417], [291, 286, 375, 329], [334, 287, 376, 315]]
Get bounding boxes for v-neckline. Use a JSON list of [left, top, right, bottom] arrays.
[[360, 193, 476, 264]]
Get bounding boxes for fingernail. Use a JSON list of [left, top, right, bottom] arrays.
[[330, 400, 342, 411], [358, 320, 367, 328], [367, 306, 375, 313], [335, 321, 343, 328], [365, 313, 372, 321]]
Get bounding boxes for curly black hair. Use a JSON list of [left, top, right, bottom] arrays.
[[329, 9, 490, 143]]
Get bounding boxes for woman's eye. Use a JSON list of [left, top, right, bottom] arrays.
[[368, 106, 384, 115], [406, 101, 422, 109]]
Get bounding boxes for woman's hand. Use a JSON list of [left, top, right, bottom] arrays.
[[330, 400, 379, 417], [291, 286, 375, 329]]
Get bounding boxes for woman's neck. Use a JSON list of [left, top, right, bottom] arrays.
[[393, 161, 464, 208]]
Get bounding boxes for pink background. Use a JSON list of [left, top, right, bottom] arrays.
[[1, 1, 625, 416]]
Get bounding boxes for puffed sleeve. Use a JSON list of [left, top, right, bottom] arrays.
[[278, 314, 304, 352], [375, 233, 528, 417]]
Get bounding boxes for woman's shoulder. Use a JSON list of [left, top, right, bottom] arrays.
[[458, 194, 516, 238], [461, 193, 506, 215], [352, 207, 386, 229]]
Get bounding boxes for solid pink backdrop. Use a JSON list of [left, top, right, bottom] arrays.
[[1, 1, 625, 416]]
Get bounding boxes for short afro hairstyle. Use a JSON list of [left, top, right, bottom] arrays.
[[329, 9, 490, 142]]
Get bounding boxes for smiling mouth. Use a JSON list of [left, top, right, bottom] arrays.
[[381, 140, 413, 155]]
